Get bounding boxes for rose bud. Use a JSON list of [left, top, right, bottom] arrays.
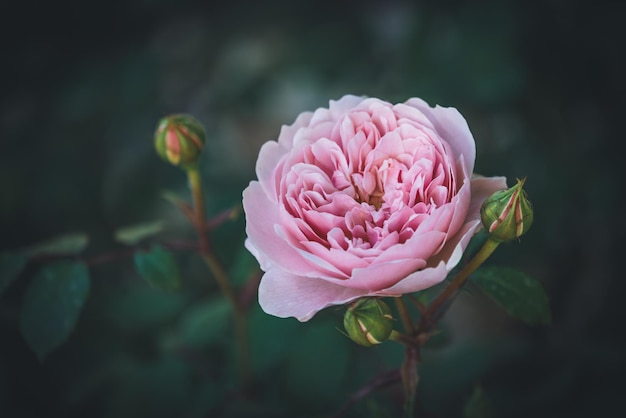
[[154, 114, 206, 170], [343, 298, 394, 347], [480, 177, 533, 242]]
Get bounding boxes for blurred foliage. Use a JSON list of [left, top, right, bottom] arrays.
[[1, 0, 624, 417], [472, 266, 551, 325]]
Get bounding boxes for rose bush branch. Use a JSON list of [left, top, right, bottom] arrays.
[[393, 296, 420, 417], [331, 369, 402, 418], [420, 237, 500, 329], [189, 171, 251, 383], [155, 114, 251, 385]]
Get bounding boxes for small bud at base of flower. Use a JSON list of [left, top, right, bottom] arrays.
[[343, 298, 394, 347], [480, 177, 534, 242]]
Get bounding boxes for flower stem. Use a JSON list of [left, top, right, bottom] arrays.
[[395, 296, 415, 335], [425, 237, 501, 323], [186, 167, 251, 385], [394, 296, 419, 417], [401, 345, 419, 418]]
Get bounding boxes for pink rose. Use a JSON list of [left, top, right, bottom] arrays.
[[243, 95, 506, 321]]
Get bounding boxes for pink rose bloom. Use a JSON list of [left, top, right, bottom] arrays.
[[243, 95, 506, 321]]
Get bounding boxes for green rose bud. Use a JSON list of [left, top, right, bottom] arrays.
[[343, 298, 394, 347], [154, 114, 206, 170], [480, 177, 533, 242]]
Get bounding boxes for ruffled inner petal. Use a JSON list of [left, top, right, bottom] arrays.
[[263, 98, 473, 290]]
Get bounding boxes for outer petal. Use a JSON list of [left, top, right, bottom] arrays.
[[276, 111, 314, 149], [258, 267, 366, 321], [245, 239, 272, 272], [256, 141, 286, 199], [425, 218, 481, 272], [376, 260, 450, 295], [243, 181, 313, 275], [405, 98, 476, 177], [327, 95, 368, 119]]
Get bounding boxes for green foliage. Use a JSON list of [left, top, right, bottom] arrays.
[[472, 266, 551, 325], [161, 190, 187, 208], [114, 220, 165, 245], [178, 296, 232, 348], [464, 385, 495, 418], [134, 244, 181, 291], [24, 232, 89, 256], [19, 261, 90, 360], [0, 251, 28, 296]]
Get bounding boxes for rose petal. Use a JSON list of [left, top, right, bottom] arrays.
[[405, 98, 476, 177], [377, 260, 450, 295], [244, 95, 508, 321], [258, 267, 366, 321], [243, 181, 313, 275]]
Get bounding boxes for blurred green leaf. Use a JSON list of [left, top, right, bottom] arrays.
[[285, 320, 350, 407], [134, 245, 181, 291], [114, 220, 164, 245], [178, 296, 232, 348], [25, 232, 89, 256], [0, 251, 28, 297], [20, 261, 90, 360], [464, 384, 495, 418], [472, 266, 551, 325], [161, 190, 186, 207]]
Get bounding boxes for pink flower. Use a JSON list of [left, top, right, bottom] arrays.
[[243, 95, 506, 321]]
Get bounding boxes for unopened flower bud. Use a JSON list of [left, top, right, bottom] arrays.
[[480, 177, 533, 242], [343, 298, 394, 347], [154, 114, 206, 170]]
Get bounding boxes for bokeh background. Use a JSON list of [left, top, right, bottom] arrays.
[[1, 0, 624, 417]]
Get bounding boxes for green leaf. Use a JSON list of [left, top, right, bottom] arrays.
[[20, 261, 90, 360], [134, 245, 181, 291], [472, 266, 551, 325], [25, 232, 89, 257], [114, 220, 164, 245], [161, 190, 186, 207], [464, 384, 495, 418], [178, 297, 232, 348], [0, 252, 28, 297]]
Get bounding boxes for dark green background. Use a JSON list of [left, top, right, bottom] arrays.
[[1, 0, 624, 417]]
